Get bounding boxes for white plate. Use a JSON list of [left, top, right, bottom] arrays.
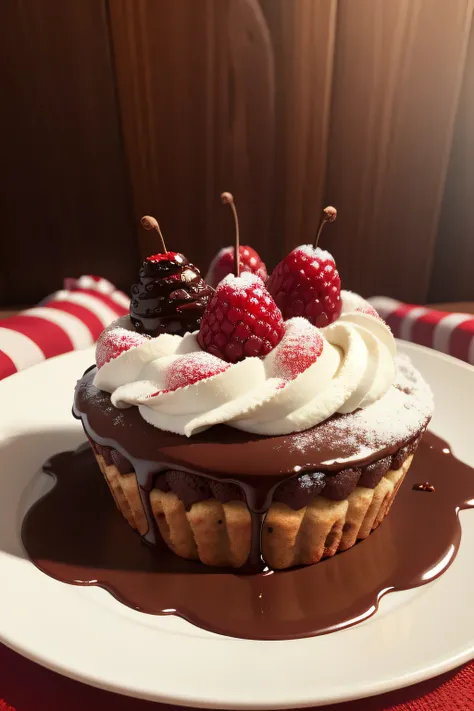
[[0, 342, 473, 708]]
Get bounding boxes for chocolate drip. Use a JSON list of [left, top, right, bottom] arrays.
[[134, 461, 160, 544], [89, 423, 423, 570], [81, 412, 288, 569], [74, 365, 428, 570], [85, 421, 424, 570], [22, 432, 474, 640], [74, 369, 430, 478]]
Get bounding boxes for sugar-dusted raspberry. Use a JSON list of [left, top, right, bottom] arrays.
[[96, 328, 150, 369], [341, 290, 381, 319], [267, 245, 342, 328], [166, 351, 229, 390], [197, 272, 284, 363], [206, 246, 268, 288], [270, 318, 324, 380]]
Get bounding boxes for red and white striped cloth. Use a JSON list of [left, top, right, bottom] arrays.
[[369, 296, 474, 365], [1, 285, 473, 382], [0, 276, 129, 381]]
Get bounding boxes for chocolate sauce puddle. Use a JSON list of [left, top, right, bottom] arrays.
[[21, 432, 474, 640]]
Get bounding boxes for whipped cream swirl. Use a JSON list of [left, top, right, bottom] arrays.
[[93, 291, 397, 437]]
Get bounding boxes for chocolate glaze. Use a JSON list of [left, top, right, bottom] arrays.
[[74, 368, 429, 477], [75, 366, 428, 568], [130, 254, 214, 337], [84, 420, 422, 569], [91, 438, 418, 510], [21, 432, 474, 640]]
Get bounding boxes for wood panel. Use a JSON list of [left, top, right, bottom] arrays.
[[108, 0, 275, 270], [0, 0, 137, 305], [429, 16, 474, 303], [324, 0, 474, 303], [108, 0, 336, 273], [2, 0, 473, 310], [260, 0, 337, 258]]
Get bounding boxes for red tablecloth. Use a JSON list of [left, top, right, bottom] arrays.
[[1, 644, 473, 711]]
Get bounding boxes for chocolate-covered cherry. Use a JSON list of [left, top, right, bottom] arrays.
[[130, 216, 214, 337]]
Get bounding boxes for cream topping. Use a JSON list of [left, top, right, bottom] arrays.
[[93, 291, 401, 437]]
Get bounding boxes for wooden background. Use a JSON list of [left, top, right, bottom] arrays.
[[1, 0, 474, 306]]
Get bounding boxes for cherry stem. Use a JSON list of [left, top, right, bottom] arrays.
[[221, 192, 240, 277], [141, 215, 167, 253], [314, 206, 337, 250]]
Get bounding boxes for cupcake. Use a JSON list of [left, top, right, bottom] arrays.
[[74, 205, 433, 570]]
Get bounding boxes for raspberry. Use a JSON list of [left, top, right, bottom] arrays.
[[96, 328, 149, 369], [357, 305, 380, 318], [267, 245, 342, 328], [341, 291, 381, 319], [269, 318, 324, 380], [197, 272, 285, 363], [166, 352, 229, 390], [205, 246, 267, 288]]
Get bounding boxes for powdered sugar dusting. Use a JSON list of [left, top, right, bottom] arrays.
[[220, 272, 264, 290], [341, 291, 381, 320], [297, 245, 335, 262], [205, 246, 267, 287], [79, 377, 115, 414], [356, 305, 381, 320], [166, 352, 229, 391], [285, 355, 433, 464], [340, 292, 390, 331], [112, 411, 126, 425], [272, 318, 323, 380], [77, 373, 134, 427], [96, 328, 149, 369]]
